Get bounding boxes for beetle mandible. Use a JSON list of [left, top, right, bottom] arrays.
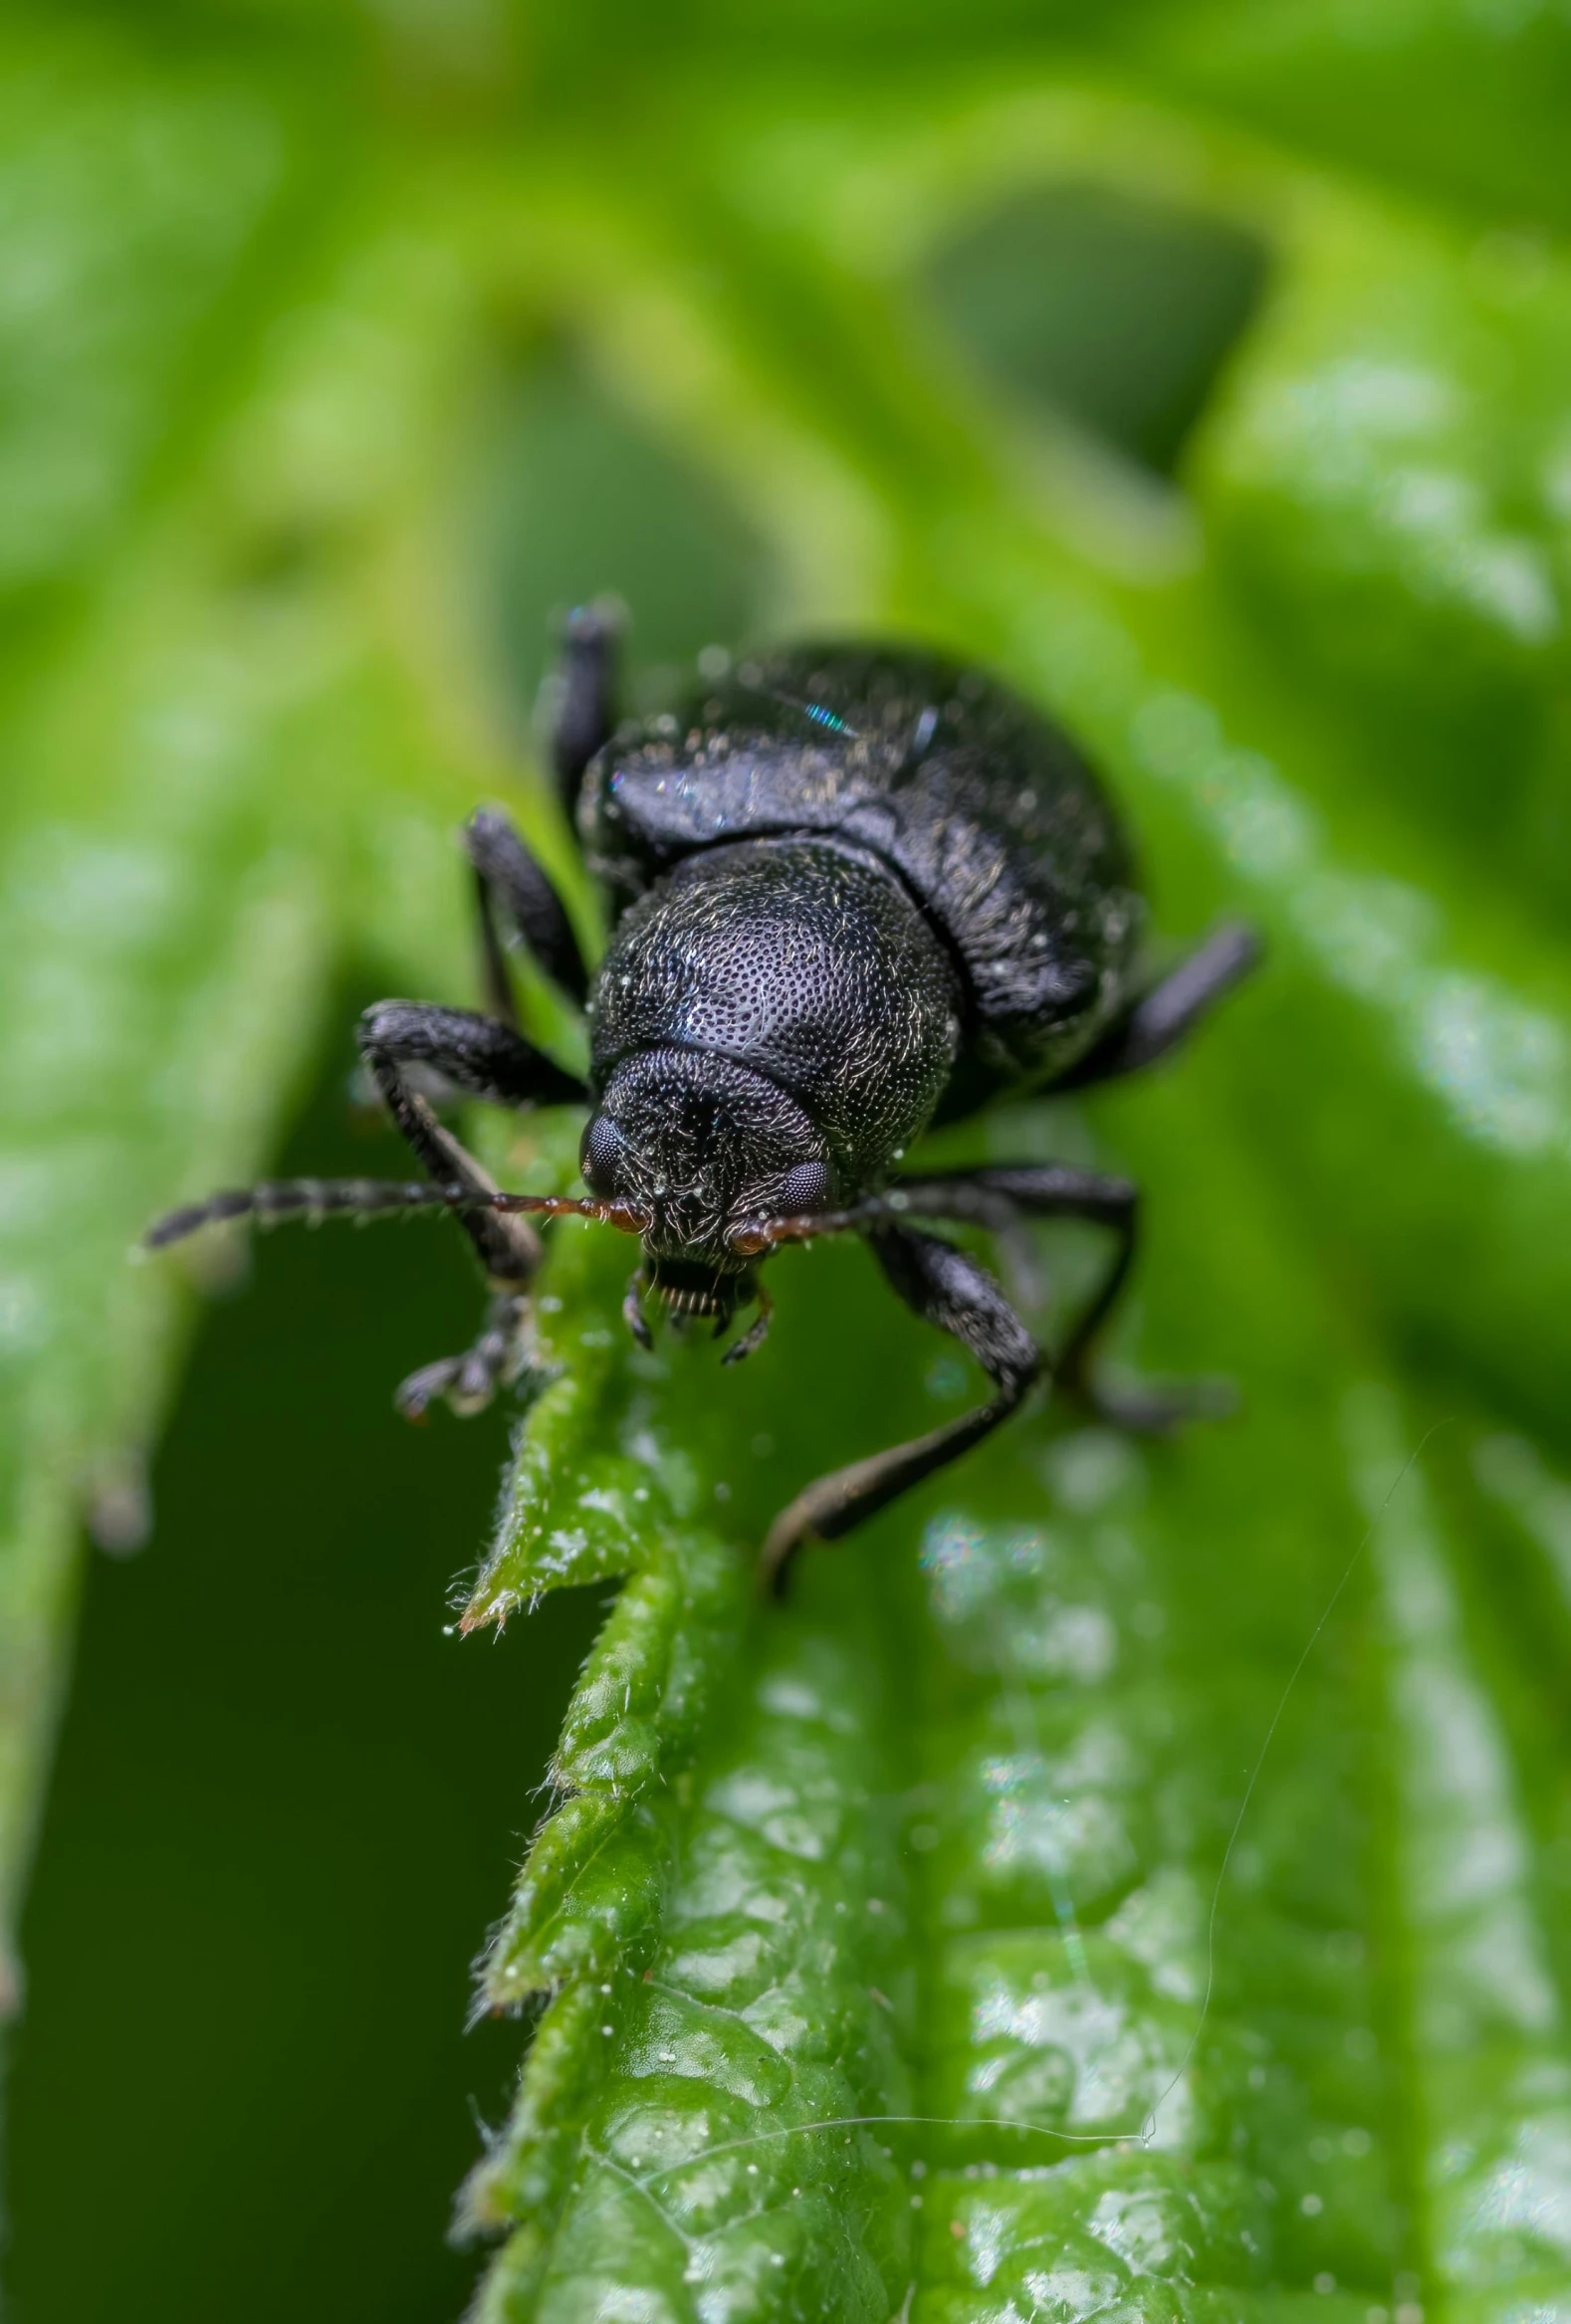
[[149, 612, 1256, 1591]]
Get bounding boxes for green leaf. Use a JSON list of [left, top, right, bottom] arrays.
[[8, 12, 1571, 2320]]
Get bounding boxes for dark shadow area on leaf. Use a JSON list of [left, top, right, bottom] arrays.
[[473, 340, 777, 731], [923, 179, 1267, 477], [4, 992, 603, 2324]]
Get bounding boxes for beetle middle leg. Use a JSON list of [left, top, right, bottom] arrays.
[[759, 1223, 1038, 1597], [1055, 922, 1259, 1091], [462, 809, 590, 1019], [460, 604, 619, 1022], [357, 1001, 587, 1417]]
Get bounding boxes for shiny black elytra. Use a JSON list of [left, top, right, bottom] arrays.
[[149, 613, 1255, 1592]]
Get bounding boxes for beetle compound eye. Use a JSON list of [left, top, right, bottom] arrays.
[[775, 1159, 833, 1216], [580, 1114, 630, 1197]]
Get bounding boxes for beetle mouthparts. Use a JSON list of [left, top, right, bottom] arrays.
[[643, 1253, 740, 1319]]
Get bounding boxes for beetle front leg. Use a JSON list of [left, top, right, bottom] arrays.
[[622, 1270, 654, 1352], [357, 1002, 586, 1418], [759, 1224, 1038, 1597], [721, 1279, 772, 1366], [890, 1164, 1223, 1432], [359, 1001, 586, 1116], [395, 1291, 536, 1421]]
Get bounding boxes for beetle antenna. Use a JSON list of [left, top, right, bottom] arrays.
[[142, 1179, 647, 1252]]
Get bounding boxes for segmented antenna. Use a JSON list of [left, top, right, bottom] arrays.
[[142, 1179, 650, 1252], [142, 1179, 470, 1249]]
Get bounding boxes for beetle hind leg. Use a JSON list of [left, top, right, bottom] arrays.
[[549, 601, 620, 818], [1054, 922, 1259, 1092]]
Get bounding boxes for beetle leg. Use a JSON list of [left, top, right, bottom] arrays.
[[759, 1224, 1038, 1597], [395, 1292, 534, 1420], [721, 1280, 773, 1367], [463, 808, 590, 1018], [357, 1003, 587, 1416], [359, 1002, 586, 1113], [887, 1164, 1227, 1433], [1054, 921, 1259, 1091], [549, 601, 620, 820], [623, 1271, 654, 1351]]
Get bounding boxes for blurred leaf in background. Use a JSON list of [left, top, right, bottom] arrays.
[[4, 2, 1571, 2320]]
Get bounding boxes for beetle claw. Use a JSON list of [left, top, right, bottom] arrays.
[[721, 1282, 773, 1367], [622, 1274, 654, 1352]]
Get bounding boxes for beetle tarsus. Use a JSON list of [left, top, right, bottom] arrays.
[[394, 1292, 534, 1421], [1068, 1365, 1237, 1435]]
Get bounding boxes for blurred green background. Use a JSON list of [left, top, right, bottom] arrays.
[[4, 2, 1571, 2318]]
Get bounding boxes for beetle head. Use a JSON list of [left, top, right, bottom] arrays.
[[580, 1046, 834, 1317]]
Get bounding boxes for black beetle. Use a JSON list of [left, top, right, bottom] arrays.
[[149, 612, 1255, 1590]]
